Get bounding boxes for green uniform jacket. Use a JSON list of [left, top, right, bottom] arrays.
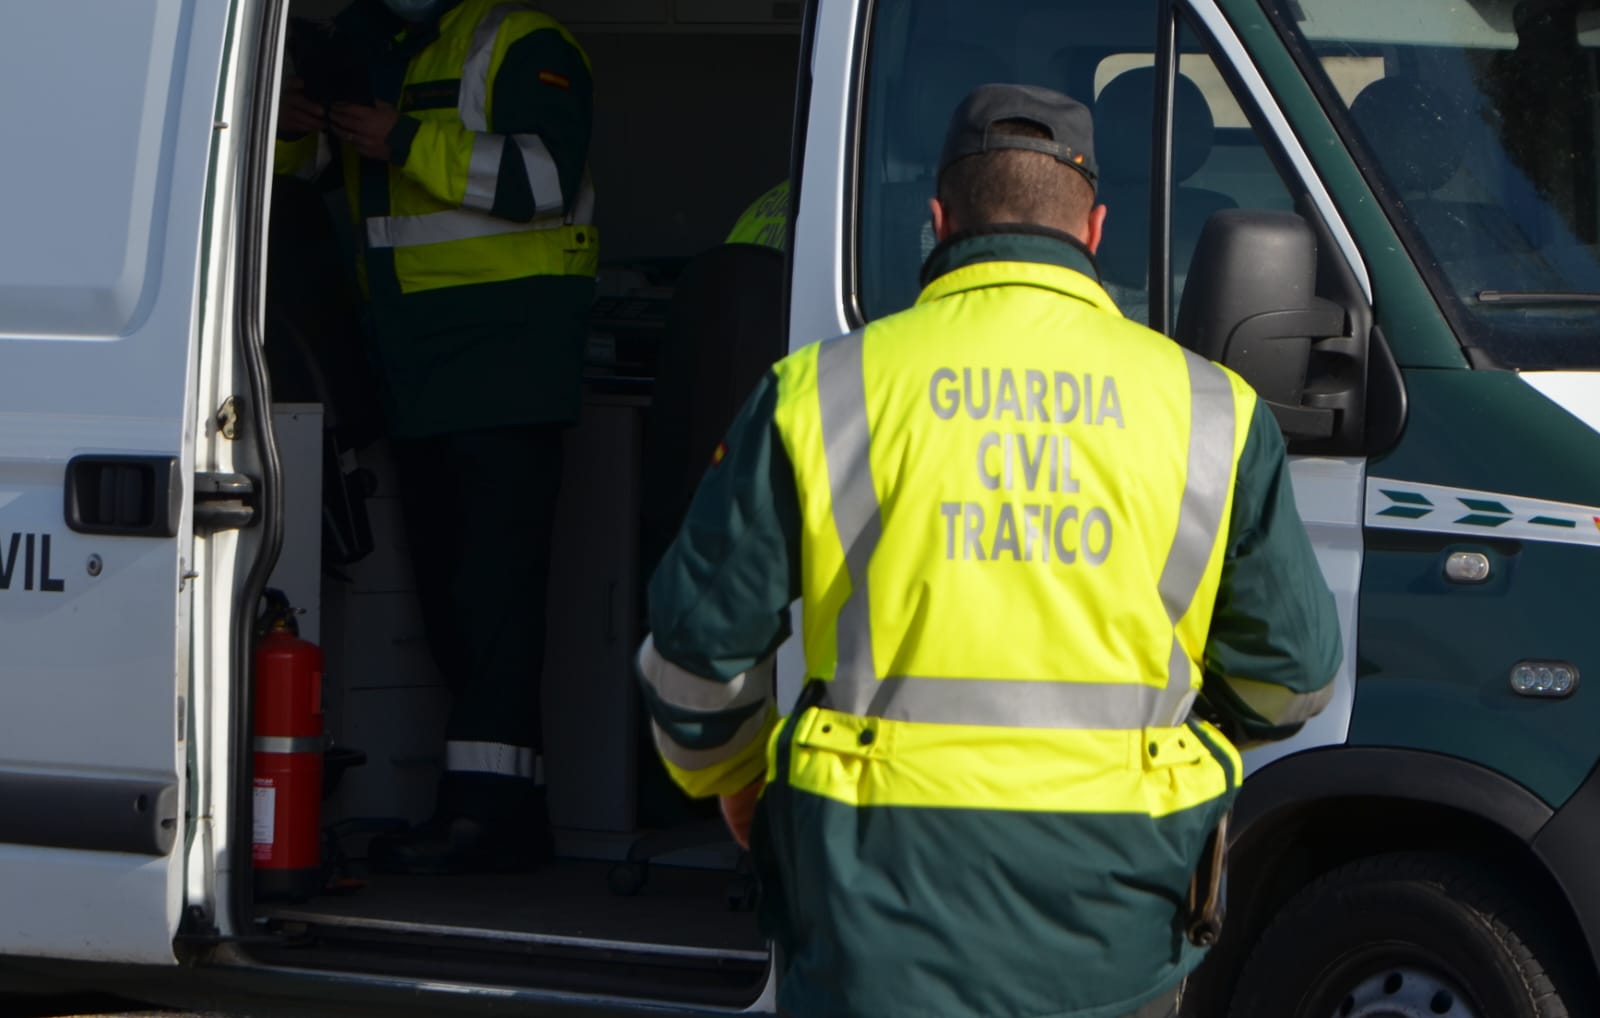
[[641, 230, 1342, 1018], [281, 0, 597, 437]]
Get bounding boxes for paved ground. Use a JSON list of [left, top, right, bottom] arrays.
[[4, 995, 245, 1018]]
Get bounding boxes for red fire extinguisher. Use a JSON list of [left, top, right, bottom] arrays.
[[253, 589, 325, 901]]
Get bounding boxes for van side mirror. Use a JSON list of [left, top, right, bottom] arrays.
[[1175, 210, 1368, 451]]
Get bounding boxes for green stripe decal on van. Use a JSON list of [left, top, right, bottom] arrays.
[[1530, 516, 1578, 529], [1367, 479, 1600, 546]]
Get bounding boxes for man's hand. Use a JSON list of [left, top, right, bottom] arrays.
[[330, 101, 401, 163], [719, 779, 765, 850], [277, 78, 325, 140]]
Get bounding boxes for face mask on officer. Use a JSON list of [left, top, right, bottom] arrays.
[[381, 0, 447, 21]]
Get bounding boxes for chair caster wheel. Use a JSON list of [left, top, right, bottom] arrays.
[[609, 861, 648, 896]]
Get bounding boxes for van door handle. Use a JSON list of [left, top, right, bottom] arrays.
[[64, 455, 182, 538]]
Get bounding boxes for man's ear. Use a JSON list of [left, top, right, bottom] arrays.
[[1084, 204, 1107, 254], [930, 196, 955, 243]]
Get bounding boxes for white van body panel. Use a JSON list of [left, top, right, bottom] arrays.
[[1244, 457, 1364, 772], [0, 0, 233, 964], [1520, 372, 1600, 438]]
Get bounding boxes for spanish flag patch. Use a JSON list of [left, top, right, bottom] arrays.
[[711, 441, 728, 466], [539, 70, 571, 89]]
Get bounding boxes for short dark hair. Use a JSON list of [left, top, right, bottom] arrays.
[[936, 120, 1096, 232]]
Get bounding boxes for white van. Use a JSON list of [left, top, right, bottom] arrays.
[[4, 0, 1600, 1016]]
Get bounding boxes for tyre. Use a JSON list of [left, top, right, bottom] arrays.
[[1228, 852, 1578, 1018]]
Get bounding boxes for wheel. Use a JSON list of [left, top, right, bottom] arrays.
[[1228, 852, 1579, 1018]]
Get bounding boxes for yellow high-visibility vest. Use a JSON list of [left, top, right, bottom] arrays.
[[768, 254, 1253, 816]]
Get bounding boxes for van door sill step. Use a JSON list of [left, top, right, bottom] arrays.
[[257, 907, 767, 963]]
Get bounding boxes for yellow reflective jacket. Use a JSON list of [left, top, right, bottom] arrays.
[[274, 0, 598, 435], [725, 180, 790, 251]]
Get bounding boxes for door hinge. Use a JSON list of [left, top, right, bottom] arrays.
[[194, 471, 258, 531], [216, 397, 241, 441]]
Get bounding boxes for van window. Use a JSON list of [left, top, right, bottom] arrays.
[[856, 0, 1159, 320], [1090, 25, 1296, 330], [854, 0, 1295, 329], [1266, 0, 1600, 368]]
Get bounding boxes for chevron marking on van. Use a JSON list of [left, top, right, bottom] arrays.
[[1367, 479, 1600, 547]]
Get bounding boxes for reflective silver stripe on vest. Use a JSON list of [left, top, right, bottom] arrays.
[[812, 330, 1237, 730], [829, 675, 1194, 730], [367, 171, 596, 249], [816, 330, 880, 685], [429, 2, 592, 229], [572, 170, 596, 224], [465, 134, 505, 210], [462, 135, 564, 216], [1154, 351, 1237, 723], [445, 740, 541, 781], [366, 208, 563, 248], [458, 2, 535, 132]]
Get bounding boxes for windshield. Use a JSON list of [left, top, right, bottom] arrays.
[[1264, 0, 1600, 369]]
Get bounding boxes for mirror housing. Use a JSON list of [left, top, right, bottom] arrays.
[[1176, 210, 1367, 450]]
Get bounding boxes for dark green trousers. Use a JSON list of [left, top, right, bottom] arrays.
[[394, 423, 564, 828]]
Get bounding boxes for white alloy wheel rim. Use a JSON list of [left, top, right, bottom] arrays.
[[1334, 965, 1477, 1018]]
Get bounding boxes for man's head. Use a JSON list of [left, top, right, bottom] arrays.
[[381, 0, 450, 23], [932, 84, 1106, 251]]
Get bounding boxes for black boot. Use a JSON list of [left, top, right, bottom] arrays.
[[367, 814, 553, 875], [368, 779, 554, 875]]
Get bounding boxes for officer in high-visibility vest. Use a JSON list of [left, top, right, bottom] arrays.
[[725, 180, 790, 251], [636, 84, 1340, 1018], [276, 0, 597, 873]]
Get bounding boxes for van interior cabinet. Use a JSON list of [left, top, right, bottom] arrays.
[[541, 393, 644, 838]]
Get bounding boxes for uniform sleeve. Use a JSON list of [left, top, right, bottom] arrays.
[[636, 373, 804, 798], [1199, 398, 1343, 747], [274, 133, 327, 179], [385, 24, 592, 221]]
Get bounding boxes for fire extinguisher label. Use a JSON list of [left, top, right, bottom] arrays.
[[253, 779, 276, 857]]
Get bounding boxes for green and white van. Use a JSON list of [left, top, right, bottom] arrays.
[[2, 0, 1598, 1015]]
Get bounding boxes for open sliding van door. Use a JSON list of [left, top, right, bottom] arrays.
[[0, 0, 238, 964]]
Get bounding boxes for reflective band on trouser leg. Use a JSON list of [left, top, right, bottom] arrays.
[[446, 740, 542, 782], [1153, 352, 1236, 725], [465, 134, 505, 211], [457, 2, 537, 131], [815, 330, 880, 691]]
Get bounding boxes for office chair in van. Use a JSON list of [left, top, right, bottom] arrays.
[[1093, 67, 1238, 324], [617, 241, 785, 904]]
